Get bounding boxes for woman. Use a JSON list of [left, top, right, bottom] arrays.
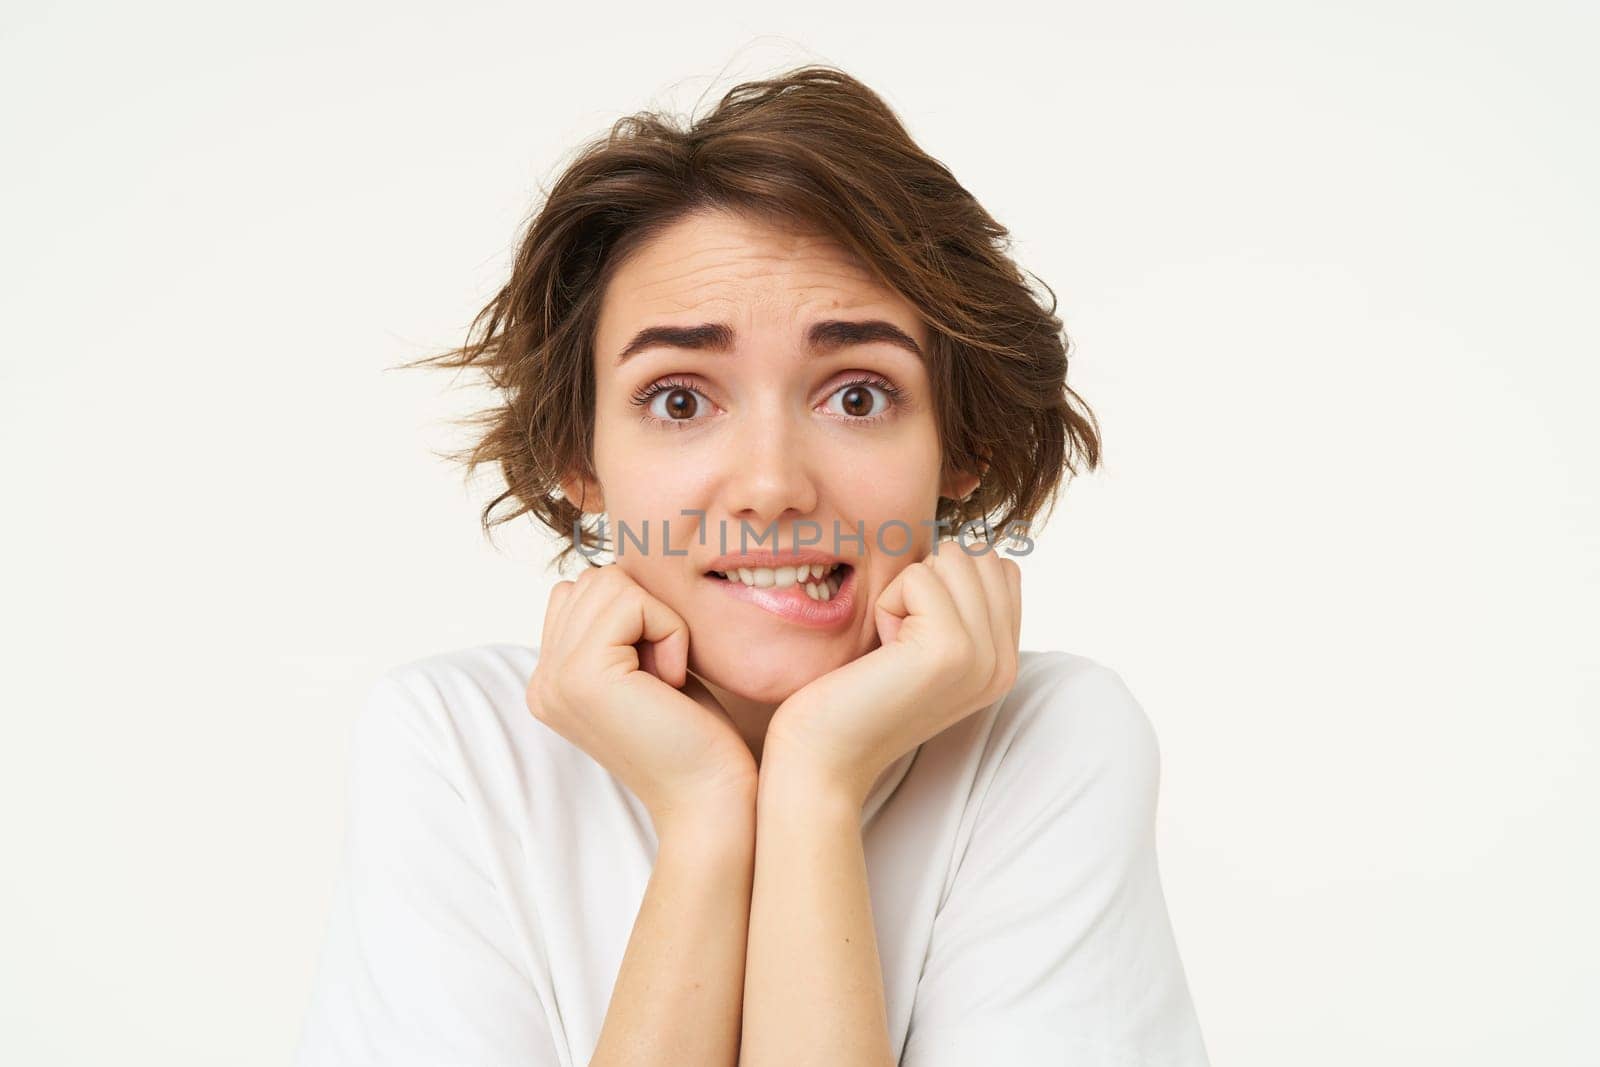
[[297, 66, 1210, 1066]]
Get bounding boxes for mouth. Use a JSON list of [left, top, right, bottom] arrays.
[[703, 562, 857, 627], [704, 561, 852, 602]]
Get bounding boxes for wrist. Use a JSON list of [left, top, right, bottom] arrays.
[[650, 785, 757, 850], [757, 736, 873, 818]]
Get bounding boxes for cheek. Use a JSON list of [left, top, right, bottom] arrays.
[[595, 462, 715, 587], [593, 422, 711, 520], [833, 418, 940, 486], [874, 552, 921, 592], [844, 441, 944, 529]]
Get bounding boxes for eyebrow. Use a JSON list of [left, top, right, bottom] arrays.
[[613, 319, 924, 366]]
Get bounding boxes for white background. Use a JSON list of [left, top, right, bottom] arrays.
[[4, 2, 1595, 1063]]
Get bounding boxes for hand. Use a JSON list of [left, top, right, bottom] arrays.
[[526, 563, 758, 832], [764, 541, 1022, 807]]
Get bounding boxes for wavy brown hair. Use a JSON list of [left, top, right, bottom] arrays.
[[401, 65, 1101, 571]]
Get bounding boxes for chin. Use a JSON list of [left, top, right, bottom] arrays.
[[694, 645, 839, 705]]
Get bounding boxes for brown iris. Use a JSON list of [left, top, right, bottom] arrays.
[[664, 388, 697, 419], [839, 385, 872, 417]]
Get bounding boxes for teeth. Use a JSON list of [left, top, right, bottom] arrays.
[[805, 580, 839, 601], [718, 563, 844, 596]]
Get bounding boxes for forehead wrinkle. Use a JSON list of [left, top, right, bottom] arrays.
[[604, 215, 927, 350], [630, 252, 875, 295], [627, 258, 898, 318], [629, 292, 907, 339], [619, 221, 881, 298]]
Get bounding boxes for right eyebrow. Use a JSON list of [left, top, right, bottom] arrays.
[[613, 323, 736, 366]]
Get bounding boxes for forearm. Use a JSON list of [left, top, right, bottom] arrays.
[[740, 749, 896, 1067], [590, 803, 756, 1067]]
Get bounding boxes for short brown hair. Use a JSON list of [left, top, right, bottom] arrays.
[[403, 65, 1101, 571]]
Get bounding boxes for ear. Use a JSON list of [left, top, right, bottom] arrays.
[[939, 465, 982, 502], [557, 470, 605, 513], [940, 446, 990, 502]]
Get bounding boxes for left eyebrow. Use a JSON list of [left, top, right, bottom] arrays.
[[613, 318, 924, 367]]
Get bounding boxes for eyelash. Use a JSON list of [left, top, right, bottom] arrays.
[[629, 375, 908, 429]]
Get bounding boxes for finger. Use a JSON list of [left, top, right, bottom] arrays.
[[547, 559, 608, 659], [1004, 556, 1022, 642], [556, 560, 614, 634], [591, 580, 690, 689], [556, 563, 656, 671], [924, 541, 996, 666], [558, 563, 634, 648], [636, 622, 688, 688], [972, 546, 1016, 666], [875, 558, 962, 649], [540, 580, 576, 656]]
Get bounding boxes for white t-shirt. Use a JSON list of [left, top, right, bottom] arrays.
[[295, 643, 1210, 1066]]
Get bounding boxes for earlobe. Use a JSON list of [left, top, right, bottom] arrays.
[[940, 467, 981, 502], [940, 447, 988, 501], [558, 472, 605, 513]]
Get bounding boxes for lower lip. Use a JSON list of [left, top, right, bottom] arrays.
[[706, 567, 857, 628]]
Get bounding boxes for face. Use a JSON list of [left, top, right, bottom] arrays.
[[569, 206, 978, 705]]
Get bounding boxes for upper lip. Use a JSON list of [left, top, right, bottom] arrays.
[[705, 550, 854, 574]]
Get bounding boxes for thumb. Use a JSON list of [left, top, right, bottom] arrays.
[[874, 562, 917, 647], [876, 606, 904, 647], [627, 594, 689, 689], [874, 558, 957, 651], [638, 627, 688, 689]]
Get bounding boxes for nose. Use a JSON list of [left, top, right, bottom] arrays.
[[716, 402, 820, 534]]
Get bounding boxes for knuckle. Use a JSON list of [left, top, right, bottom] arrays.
[[526, 663, 578, 724], [995, 650, 1019, 692], [524, 678, 553, 721], [595, 567, 638, 599]]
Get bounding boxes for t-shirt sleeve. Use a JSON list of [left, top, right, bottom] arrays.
[[294, 670, 560, 1067], [899, 657, 1210, 1067]]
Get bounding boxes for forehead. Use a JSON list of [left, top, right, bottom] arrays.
[[597, 208, 922, 336]]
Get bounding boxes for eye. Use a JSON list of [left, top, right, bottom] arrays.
[[630, 374, 905, 428], [821, 376, 905, 421], [631, 377, 714, 427]]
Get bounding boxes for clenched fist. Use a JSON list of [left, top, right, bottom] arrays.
[[526, 563, 758, 833]]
